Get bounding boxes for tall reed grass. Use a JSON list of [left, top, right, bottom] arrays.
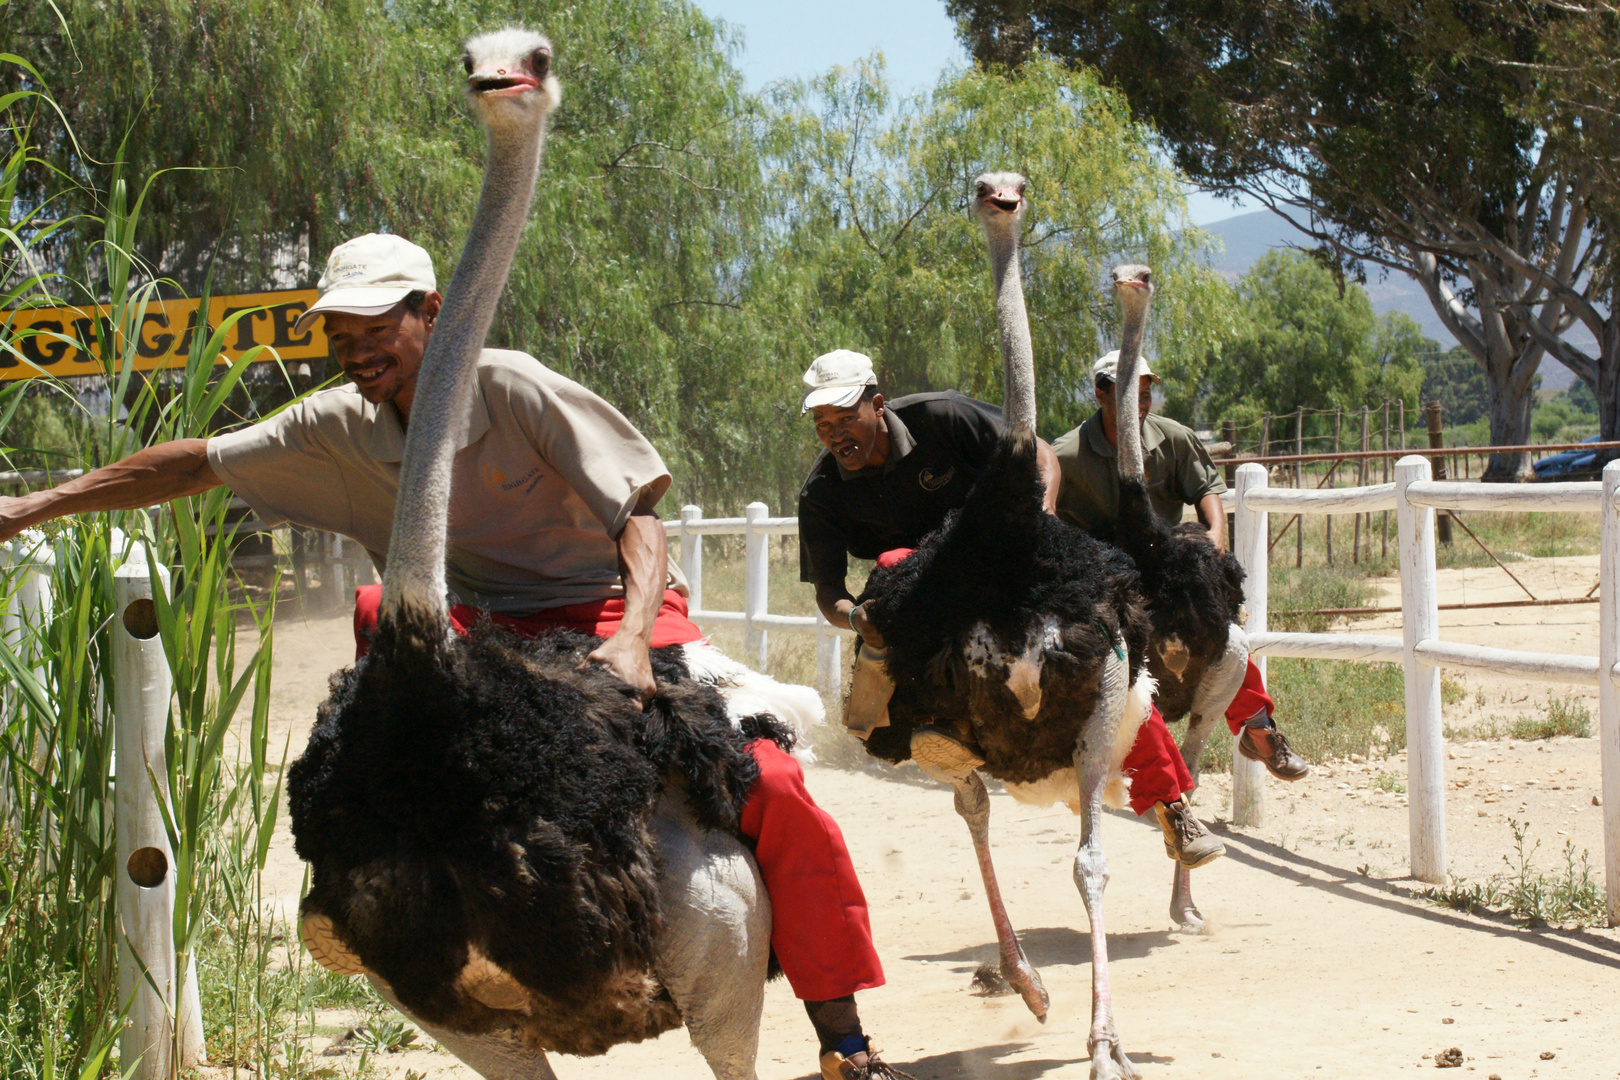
[[2, 53, 298, 1076]]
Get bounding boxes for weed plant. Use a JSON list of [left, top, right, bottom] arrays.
[[1424, 818, 1606, 926], [1445, 694, 1594, 742]]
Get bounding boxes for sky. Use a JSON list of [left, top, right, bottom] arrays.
[[691, 0, 1251, 226]]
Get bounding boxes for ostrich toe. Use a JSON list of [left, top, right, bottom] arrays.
[[458, 949, 533, 1013]]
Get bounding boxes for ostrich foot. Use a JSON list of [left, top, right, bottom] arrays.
[[1169, 864, 1205, 932], [999, 947, 1050, 1021], [300, 913, 366, 976], [1089, 1037, 1141, 1080]]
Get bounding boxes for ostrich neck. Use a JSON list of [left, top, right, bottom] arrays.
[[987, 228, 1037, 439], [381, 119, 546, 623], [1114, 298, 1150, 485]]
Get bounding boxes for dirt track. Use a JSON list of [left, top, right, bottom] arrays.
[[259, 597, 1620, 1080]]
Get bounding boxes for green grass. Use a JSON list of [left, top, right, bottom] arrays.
[[1199, 657, 1406, 771], [1446, 693, 1594, 742], [1424, 818, 1606, 927]]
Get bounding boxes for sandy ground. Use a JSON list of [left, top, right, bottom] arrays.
[[252, 572, 1620, 1080]]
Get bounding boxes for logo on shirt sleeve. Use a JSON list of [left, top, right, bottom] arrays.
[[918, 466, 955, 491]]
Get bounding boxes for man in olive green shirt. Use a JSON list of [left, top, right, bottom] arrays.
[[1052, 352, 1227, 545], [1053, 351, 1308, 780]]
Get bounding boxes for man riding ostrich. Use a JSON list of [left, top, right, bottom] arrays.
[[0, 28, 904, 1080], [848, 172, 1161, 1080]]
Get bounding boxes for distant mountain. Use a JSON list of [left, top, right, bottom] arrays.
[[1198, 209, 1586, 391]]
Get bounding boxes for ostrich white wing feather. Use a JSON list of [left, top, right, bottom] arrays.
[[677, 641, 825, 762]]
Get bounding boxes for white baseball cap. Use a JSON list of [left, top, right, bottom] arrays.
[[1092, 349, 1160, 385], [294, 234, 438, 334], [801, 350, 878, 414]]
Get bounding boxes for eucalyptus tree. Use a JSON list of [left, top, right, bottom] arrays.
[[1202, 251, 1425, 429], [947, 0, 1603, 479], [753, 55, 1230, 461]]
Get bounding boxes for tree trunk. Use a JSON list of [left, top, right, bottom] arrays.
[[1482, 374, 1535, 482]]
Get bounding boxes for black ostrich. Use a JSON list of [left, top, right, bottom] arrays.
[[859, 172, 1154, 1080], [287, 30, 778, 1080], [1104, 264, 1251, 931]]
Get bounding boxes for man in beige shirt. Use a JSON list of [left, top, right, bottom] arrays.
[[0, 234, 901, 1080]]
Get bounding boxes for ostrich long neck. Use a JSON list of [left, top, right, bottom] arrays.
[[1114, 295, 1150, 485], [986, 226, 1037, 440], [381, 119, 547, 624]]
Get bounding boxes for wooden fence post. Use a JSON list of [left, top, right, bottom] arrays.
[[1232, 463, 1269, 826], [680, 505, 704, 613], [113, 544, 206, 1076], [744, 503, 769, 671], [1395, 456, 1446, 884], [1601, 460, 1620, 925], [1221, 419, 1237, 551], [1356, 405, 1370, 563], [1, 533, 55, 829], [1382, 401, 1392, 559], [1294, 408, 1305, 568], [1328, 408, 1342, 565], [1427, 402, 1453, 545]]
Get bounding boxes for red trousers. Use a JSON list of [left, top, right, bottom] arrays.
[[1120, 660, 1276, 814], [350, 584, 885, 1001]]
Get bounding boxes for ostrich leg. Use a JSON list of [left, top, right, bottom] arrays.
[[942, 769, 1050, 1019], [1072, 649, 1140, 1080], [1169, 624, 1250, 930]]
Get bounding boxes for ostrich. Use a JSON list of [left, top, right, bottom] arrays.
[[860, 171, 1154, 1080], [1106, 264, 1250, 931], [288, 29, 776, 1080]]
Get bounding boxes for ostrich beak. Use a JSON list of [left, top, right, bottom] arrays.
[[1006, 658, 1043, 719]]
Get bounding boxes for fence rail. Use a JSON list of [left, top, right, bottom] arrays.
[[667, 503, 852, 700], [1223, 457, 1620, 920]]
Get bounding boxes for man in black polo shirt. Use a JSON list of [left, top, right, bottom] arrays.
[[797, 350, 1226, 869]]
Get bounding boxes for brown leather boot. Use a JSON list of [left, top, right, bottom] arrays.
[[844, 640, 894, 739], [1153, 800, 1226, 869], [821, 1038, 913, 1080]]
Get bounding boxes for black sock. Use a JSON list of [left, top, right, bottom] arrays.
[[805, 995, 864, 1057]]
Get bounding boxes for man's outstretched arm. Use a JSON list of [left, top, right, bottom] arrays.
[[0, 438, 222, 543]]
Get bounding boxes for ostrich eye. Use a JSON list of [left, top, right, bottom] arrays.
[[1018, 182, 1028, 195], [530, 48, 551, 78], [461, 53, 474, 75], [975, 184, 989, 196]]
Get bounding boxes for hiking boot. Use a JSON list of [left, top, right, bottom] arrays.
[[910, 722, 986, 777], [821, 1038, 915, 1080], [844, 640, 894, 739], [1238, 717, 1310, 780], [1153, 800, 1225, 869]]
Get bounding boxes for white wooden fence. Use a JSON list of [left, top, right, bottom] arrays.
[[1225, 456, 1620, 921], [667, 503, 853, 701]]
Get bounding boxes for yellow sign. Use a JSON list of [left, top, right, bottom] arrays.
[[0, 289, 328, 381]]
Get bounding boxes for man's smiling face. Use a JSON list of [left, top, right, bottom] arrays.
[[323, 292, 441, 409], [811, 393, 886, 471]]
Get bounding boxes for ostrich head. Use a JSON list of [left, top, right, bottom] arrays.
[[461, 28, 562, 124], [972, 171, 1028, 232], [1111, 263, 1154, 316]]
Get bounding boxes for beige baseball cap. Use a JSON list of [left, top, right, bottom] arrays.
[[1092, 349, 1160, 384], [801, 350, 878, 414], [294, 234, 438, 334]]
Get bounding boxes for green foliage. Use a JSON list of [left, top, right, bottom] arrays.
[[1198, 656, 1405, 770], [755, 54, 1232, 452], [1202, 251, 1423, 427], [1420, 346, 1490, 427], [1425, 818, 1606, 927]]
